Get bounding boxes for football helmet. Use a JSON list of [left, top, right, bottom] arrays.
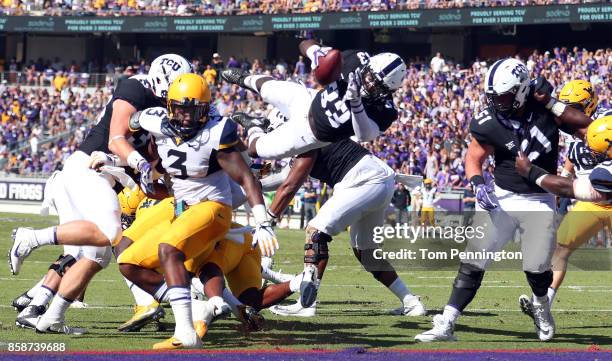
[[167, 73, 211, 140], [558, 80, 598, 118], [484, 58, 530, 118], [360, 52, 406, 100], [148, 54, 193, 99], [586, 115, 612, 161], [118, 186, 146, 216]]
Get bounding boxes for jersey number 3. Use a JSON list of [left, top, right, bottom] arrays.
[[167, 149, 188, 179]]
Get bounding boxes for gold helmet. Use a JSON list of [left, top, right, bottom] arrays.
[[423, 178, 433, 185], [558, 80, 598, 117], [167, 73, 211, 140], [117, 186, 147, 216], [586, 115, 612, 161]]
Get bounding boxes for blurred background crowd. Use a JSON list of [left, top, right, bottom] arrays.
[[0, 0, 603, 16]]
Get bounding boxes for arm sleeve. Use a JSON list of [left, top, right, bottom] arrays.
[[350, 100, 380, 142]]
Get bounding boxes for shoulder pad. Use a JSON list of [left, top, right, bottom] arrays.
[[138, 107, 168, 135], [589, 161, 612, 193]]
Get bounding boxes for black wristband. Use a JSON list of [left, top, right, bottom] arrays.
[[527, 165, 549, 184], [470, 175, 485, 186]]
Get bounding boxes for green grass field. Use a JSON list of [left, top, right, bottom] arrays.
[[0, 212, 611, 351]]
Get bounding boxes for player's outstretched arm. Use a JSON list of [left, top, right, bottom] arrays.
[[268, 150, 317, 219], [217, 147, 265, 208], [108, 99, 139, 163]]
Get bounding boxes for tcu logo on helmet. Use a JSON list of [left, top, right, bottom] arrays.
[[159, 58, 183, 72], [511, 63, 528, 79]]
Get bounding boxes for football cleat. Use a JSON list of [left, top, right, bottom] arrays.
[[269, 301, 316, 318], [390, 295, 427, 316], [152, 334, 202, 350], [16, 305, 46, 329], [69, 301, 89, 309], [230, 112, 270, 133], [414, 314, 457, 343], [11, 291, 33, 312], [532, 298, 555, 341], [8, 228, 37, 276], [237, 305, 265, 332], [118, 301, 165, 332], [519, 294, 535, 321], [194, 320, 207, 340], [261, 266, 293, 285], [220, 69, 252, 90], [299, 265, 318, 308], [36, 318, 87, 335]]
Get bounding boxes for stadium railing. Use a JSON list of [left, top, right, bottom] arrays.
[[0, 72, 110, 88]]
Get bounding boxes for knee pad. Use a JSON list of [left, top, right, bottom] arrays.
[[304, 227, 332, 265], [82, 246, 113, 269], [453, 263, 485, 290], [525, 270, 553, 297], [48, 254, 77, 276]]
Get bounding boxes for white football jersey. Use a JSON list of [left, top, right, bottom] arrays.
[[137, 107, 239, 206], [422, 187, 437, 207]]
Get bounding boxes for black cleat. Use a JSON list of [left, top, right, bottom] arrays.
[[221, 68, 251, 89], [237, 305, 265, 332], [519, 294, 535, 321], [12, 291, 33, 312], [230, 112, 270, 133], [16, 305, 46, 329]]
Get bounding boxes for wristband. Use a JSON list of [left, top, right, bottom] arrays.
[[545, 98, 555, 110], [551, 101, 566, 117], [527, 165, 549, 184], [252, 204, 268, 225], [535, 175, 547, 187], [127, 150, 146, 171]]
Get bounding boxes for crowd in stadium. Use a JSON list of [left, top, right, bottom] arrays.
[[1, 46, 610, 195], [0, 0, 601, 16]]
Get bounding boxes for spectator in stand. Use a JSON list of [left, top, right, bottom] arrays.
[[203, 64, 218, 86], [212, 53, 225, 82], [392, 183, 410, 225], [430, 52, 445, 73]]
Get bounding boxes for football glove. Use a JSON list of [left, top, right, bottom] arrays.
[[137, 160, 154, 195], [252, 222, 279, 258], [311, 46, 333, 70], [344, 71, 362, 103], [474, 183, 498, 211], [89, 151, 120, 170]]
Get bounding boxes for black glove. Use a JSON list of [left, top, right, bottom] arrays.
[[532, 76, 554, 97]]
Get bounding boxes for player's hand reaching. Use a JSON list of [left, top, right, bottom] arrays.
[[252, 222, 279, 257], [89, 151, 119, 171], [474, 183, 498, 211], [311, 46, 332, 70], [515, 151, 532, 178], [532, 76, 554, 105], [344, 71, 362, 103]]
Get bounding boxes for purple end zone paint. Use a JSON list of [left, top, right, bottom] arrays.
[[1, 349, 611, 361]]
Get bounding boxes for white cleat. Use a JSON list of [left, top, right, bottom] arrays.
[[69, 301, 89, 309], [8, 228, 36, 276], [16, 305, 46, 329], [414, 314, 457, 342], [519, 294, 535, 321], [532, 298, 555, 342], [261, 266, 293, 285], [390, 295, 427, 316], [269, 301, 316, 317], [299, 265, 318, 308], [35, 318, 87, 335]]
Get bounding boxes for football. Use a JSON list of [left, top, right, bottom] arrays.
[[314, 49, 343, 85]]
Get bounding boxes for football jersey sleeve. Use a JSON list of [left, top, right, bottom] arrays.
[[113, 78, 148, 109], [469, 109, 495, 146], [137, 107, 167, 136], [589, 162, 612, 193], [218, 118, 239, 150]]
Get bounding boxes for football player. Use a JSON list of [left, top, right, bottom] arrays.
[[8, 54, 192, 334], [221, 39, 406, 160], [518, 80, 611, 316], [116, 73, 277, 349], [420, 179, 437, 226], [263, 136, 426, 317], [414, 58, 592, 343]]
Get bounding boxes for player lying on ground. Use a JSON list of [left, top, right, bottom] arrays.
[[8, 54, 192, 334], [221, 39, 406, 160], [116, 73, 277, 349], [414, 58, 592, 343], [516, 80, 612, 318]]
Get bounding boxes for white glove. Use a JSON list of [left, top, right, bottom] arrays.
[[343, 71, 362, 103], [100, 165, 137, 190], [252, 222, 279, 258], [310, 46, 333, 70], [89, 151, 119, 170]]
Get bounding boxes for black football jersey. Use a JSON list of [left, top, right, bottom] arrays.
[[309, 50, 398, 143], [470, 100, 559, 194], [309, 138, 369, 187], [79, 77, 163, 155]]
